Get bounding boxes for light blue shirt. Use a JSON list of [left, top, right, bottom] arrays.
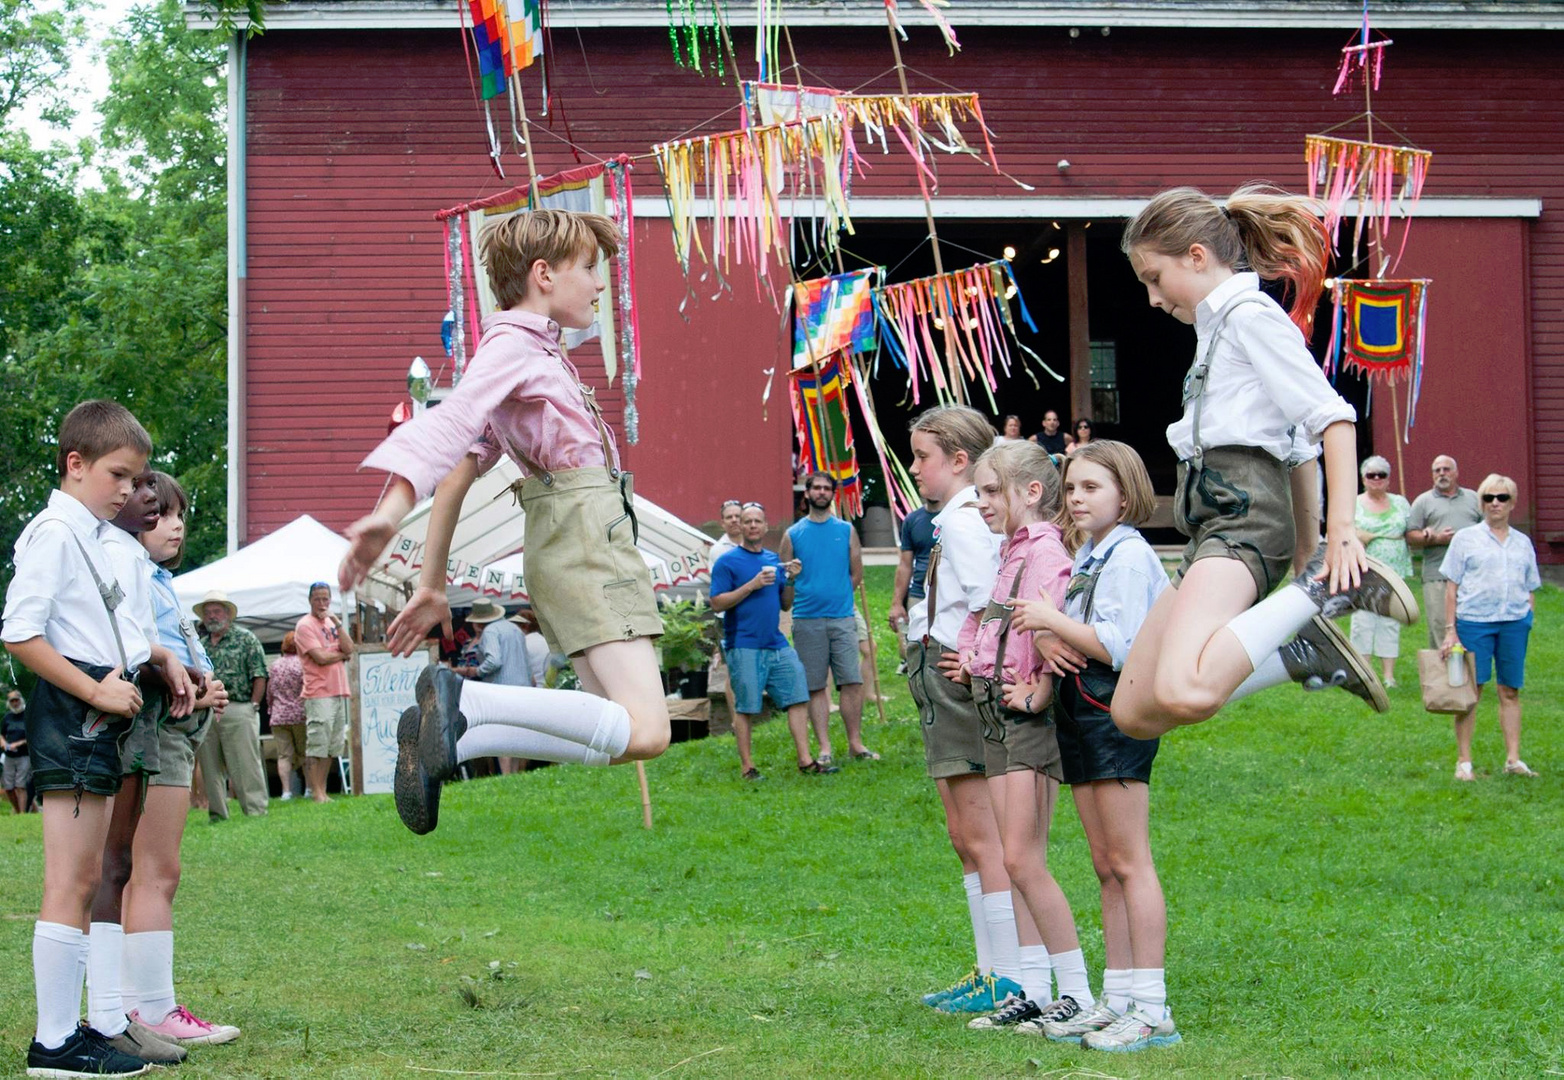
[[150, 565, 213, 674], [1440, 523, 1541, 623], [1064, 524, 1170, 671]]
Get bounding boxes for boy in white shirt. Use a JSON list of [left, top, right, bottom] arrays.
[[3, 400, 190, 1078]]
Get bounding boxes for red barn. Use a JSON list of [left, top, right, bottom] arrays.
[[199, 0, 1563, 559]]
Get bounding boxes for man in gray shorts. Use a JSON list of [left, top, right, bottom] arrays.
[[780, 473, 878, 764]]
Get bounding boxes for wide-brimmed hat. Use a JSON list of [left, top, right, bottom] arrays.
[[467, 599, 506, 624], [192, 589, 239, 622], [507, 605, 537, 626]]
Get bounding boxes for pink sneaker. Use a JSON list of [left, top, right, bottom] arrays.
[[130, 1005, 241, 1045]]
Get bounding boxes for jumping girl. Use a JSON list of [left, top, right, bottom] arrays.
[[1011, 441, 1177, 1051], [956, 440, 1096, 1032], [1109, 185, 1418, 741], [338, 210, 669, 835]]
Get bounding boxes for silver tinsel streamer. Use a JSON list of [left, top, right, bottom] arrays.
[[608, 160, 639, 443], [447, 217, 469, 385]]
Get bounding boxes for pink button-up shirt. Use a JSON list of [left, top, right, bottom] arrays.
[[964, 520, 1071, 685], [362, 310, 621, 501]]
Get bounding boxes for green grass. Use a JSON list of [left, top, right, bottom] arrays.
[[3, 568, 1561, 1078]]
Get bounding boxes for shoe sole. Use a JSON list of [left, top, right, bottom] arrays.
[[1364, 555, 1419, 624], [170, 1027, 240, 1046], [415, 665, 463, 783], [27, 1068, 151, 1079], [394, 705, 438, 835], [1308, 616, 1389, 713], [1086, 1031, 1183, 1052]]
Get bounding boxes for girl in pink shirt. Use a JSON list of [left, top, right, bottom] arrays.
[[339, 210, 668, 835], [953, 440, 1094, 1028]]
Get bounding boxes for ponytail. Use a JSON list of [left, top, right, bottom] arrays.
[[1122, 183, 1329, 339]]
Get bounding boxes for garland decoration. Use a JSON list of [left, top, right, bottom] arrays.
[[1304, 134, 1430, 271]]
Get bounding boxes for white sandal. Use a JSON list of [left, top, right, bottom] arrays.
[[1454, 761, 1475, 782]]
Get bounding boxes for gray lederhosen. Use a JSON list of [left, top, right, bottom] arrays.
[[971, 560, 1063, 780], [907, 542, 987, 780], [1174, 293, 1297, 600], [151, 607, 213, 788]]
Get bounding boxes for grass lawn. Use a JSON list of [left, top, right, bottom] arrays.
[[2, 567, 1561, 1078]]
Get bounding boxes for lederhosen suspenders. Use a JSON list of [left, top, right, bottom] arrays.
[[68, 532, 132, 675], [1181, 292, 1272, 472], [978, 558, 1028, 693], [494, 326, 639, 545], [1064, 540, 1122, 713]]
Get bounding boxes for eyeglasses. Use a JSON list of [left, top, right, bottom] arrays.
[[1363, 472, 1388, 480], [1481, 493, 1512, 504]]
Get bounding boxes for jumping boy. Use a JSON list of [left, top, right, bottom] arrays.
[[3, 400, 166, 1078]]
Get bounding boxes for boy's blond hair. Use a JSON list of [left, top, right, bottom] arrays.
[[975, 440, 1062, 518], [479, 210, 621, 311], [909, 405, 994, 472], [56, 400, 152, 478]]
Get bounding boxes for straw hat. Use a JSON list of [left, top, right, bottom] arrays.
[[467, 599, 506, 625], [191, 589, 239, 622], [507, 602, 535, 626]]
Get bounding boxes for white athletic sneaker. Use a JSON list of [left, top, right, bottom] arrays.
[[1024, 998, 1119, 1041], [1081, 1006, 1182, 1052]]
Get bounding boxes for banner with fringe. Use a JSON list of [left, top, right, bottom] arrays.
[[792, 269, 878, 370], [791, 354, 862, 517]]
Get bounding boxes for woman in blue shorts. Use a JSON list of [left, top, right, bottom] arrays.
[[1439, 474, 1542, 781]]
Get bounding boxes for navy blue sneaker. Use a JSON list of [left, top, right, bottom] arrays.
[[394, 705, 441, 835], [415, 664, 467, 783], [27, 1024, 150, 1077]]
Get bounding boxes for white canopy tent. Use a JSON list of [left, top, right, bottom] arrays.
[[173, 515, 350, 643], [358, 457, 714, 612]]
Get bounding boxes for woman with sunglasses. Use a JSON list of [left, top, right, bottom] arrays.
[[1438, 474, 1542, 781], [1350, 456, 1413, 687], [1066, 418, 1094, 457]]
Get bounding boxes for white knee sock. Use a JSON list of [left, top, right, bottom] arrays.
[[1131, 966, 1168, 1021], [122, 930, 176, 1026], [458, 682, 631, 758], [86, 922, 128, 1036], [1018, 944, 1052, 1004], [1224, 585, 1318, 670], [1102, 967, 1133, 1013], [980, 891, 1021, 982], [963, 873, 990, 974], [1228, 650, 1292, 703], [1049, 947, 1095, 1007], [456, 724, 610, 767], [34, 921, 85, 1049]]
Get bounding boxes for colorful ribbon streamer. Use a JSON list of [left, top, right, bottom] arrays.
[[1304, 134, 1431, 273]]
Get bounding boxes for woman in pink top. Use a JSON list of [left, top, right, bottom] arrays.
[[953, 440, 1092, 1027], [338, 211, 667, 835], [265, 633, 306, 800]]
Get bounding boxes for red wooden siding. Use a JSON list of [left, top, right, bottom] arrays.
[[244, 25, 1564, 551]]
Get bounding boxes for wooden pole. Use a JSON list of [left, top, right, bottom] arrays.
[[636, 761, 652, 829], [1388, 383, 1408, 498], [512, 73, 541, 194], [858, 578, 887, 724]]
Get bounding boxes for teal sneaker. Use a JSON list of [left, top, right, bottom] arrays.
[[938, 973, 1023, 1014], [921, 967, 981, 1008]]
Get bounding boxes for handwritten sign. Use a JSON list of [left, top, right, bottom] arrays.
[[351, 646, 433, 795]]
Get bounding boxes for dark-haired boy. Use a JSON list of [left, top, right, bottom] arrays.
[[2, 400, 185, 1078]]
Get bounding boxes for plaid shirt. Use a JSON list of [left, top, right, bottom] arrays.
[[201, 624, 268, 701]]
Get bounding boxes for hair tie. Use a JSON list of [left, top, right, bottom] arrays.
[[1220, 205, 1233, 222]]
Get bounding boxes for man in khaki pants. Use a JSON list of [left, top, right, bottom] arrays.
[[1407, 456, 1483, 648], [194, 591, 270, 819]]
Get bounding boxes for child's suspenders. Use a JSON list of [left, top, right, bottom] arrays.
[[1180, 293, 1272, 467], [67, 531, 132, 674]]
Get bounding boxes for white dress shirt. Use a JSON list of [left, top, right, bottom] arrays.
[[1064, 524, 1170, 671], [2, 490, 154, 670], [1166, 272, 1356, 462], [100, 526, 160, 649], [906, 485, 1002, 649]]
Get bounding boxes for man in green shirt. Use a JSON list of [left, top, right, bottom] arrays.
[[194, 591, 270, 819], [1406, 455, 1483, 648]]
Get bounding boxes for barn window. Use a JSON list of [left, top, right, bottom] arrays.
[[1089, 340, 1119, 424]]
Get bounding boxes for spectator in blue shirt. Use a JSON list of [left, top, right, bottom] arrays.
[[1439, 473, 1542, 781], [710, 504, 836, 780]]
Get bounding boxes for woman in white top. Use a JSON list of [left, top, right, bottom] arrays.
[[1108, 184, 1420, 742]]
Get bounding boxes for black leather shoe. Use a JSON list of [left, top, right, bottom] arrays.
[[415, 664, 468, 783], [394, 705, 440, 835]]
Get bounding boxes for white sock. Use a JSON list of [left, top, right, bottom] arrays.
[[456, 724, 610, 767], [962, 873, 991, 974], [1224, 585, 1318, 670], [1018, 944, 1053, 1004], [1102, 967, 1133, 1013], [122, 930, 176, 1026], [1131, 967, 1168, 1021], [1050, 947, 1095, 1007], [458, 681, 631, 758], [980, 891, 1021, 982], [1228, 650, 1292, 703], [86, 922, 128, 1036], [34, 921, 85, 1050]]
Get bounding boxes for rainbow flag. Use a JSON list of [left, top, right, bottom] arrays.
[[467, 0, 543, 100], [793, 269, 877, 371]]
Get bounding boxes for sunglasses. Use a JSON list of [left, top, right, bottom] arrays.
[[1363, 472, 1388, 480], [1482, 493, 1512, 504], [741, 501, 765, 511]]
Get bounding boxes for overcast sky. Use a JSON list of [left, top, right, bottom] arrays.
[[16, 0, 141, 161]]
